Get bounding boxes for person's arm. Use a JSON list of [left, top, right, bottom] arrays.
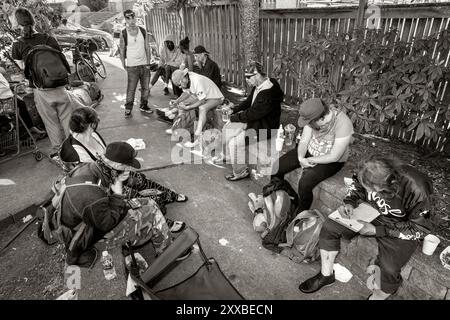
[[144, 30, 151, 65], [119, 31, 126, 68], [307, 136, 352, 164], [83, 195, 128, 233], [173, 91, 193, 105], [230, 91, 275, 123], [231, 90, 253, 114], [297, 125, 312, 159], [182, 98, 205, 110]]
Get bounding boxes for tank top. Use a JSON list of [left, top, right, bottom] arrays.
[[126, 29, 147, 67]]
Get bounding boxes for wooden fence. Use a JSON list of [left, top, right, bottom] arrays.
[[146, 1, 242, 86], [260, 3, 450, 151], [147, 2, 450, 151]]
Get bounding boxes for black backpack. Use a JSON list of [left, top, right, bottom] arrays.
[[23, 37, 70, 89]]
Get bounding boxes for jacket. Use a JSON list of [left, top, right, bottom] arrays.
[[230, 78, 284, 140], [60, 162, 127, 257], [198, 57, 221, 88], [159, 34, 184, 68], [344, 165, 433, 240]]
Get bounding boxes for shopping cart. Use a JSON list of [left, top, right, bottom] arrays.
[[0, 82, 44, 164]]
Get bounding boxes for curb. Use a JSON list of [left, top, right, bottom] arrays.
[[0, 204, 38, 232]]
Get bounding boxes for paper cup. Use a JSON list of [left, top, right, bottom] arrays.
[[275, 138, 284, 152], [422, 234, 440, 255]]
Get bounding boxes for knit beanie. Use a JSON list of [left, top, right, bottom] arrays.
[[15, 8, 35, 26]]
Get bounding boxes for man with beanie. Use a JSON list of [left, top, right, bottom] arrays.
[[11, 7, 85, 159], [119, 9, 153, 118]]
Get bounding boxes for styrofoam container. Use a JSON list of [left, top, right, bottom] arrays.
[[439, 246, 450, 271]]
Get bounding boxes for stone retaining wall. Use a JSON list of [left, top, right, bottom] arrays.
[[250, 145, 450, 300]]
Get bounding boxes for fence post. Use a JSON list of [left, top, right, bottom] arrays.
[[356, 0, 368, 28]]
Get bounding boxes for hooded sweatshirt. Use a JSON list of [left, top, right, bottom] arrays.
[[159, 34, 184, 68], [343, 165, 433, 241], [230, 78, 284, 140]]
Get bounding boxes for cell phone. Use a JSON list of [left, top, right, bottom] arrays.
[[127, 198, 142, 210]]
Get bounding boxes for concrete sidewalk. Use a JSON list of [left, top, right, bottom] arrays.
[[0, 54, 370, 300]]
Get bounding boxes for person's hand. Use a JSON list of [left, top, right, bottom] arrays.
[[338, 204, 354, 219], [298, 157, 316, 168], [110, 179, 123, 195], [177, 103, 188, 111], [357, 221, 376, 236]]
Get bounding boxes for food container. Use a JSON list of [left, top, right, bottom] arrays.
[[439, 246, 450, 271]]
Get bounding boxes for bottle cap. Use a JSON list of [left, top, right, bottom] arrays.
[[102, 251, 108, 257]]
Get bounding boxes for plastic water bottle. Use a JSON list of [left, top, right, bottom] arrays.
[[101, 251, 117, 280]]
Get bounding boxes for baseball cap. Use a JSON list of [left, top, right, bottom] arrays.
[[297, 98, 326, 127], [193, 45, 209, 54], [171, 68, 189, 86], [103, 141, 141, 170]]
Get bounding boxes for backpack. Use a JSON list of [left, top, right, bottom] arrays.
[[122, 27, 146, 59], [23, 36, 70, 89], [36, 171, 104, 247], [278, 209, 326, 264]]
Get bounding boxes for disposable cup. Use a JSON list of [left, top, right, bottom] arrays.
[[422, 234, 440, 255]]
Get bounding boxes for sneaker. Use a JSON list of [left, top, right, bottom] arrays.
[[125, 109, 132, 118], [183, 139, 200, 148], [225, 168, 250, 181], [163, 87, 169, 95], [139, 105, 153, 114], [165, 128, 173, 135], [298, 272, 335, 294]]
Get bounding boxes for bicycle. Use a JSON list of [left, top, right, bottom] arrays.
[[69, 38, 107, 82]]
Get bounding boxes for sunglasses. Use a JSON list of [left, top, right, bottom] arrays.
[[245, 74, 255, 79], [125, 15, 135, 19]]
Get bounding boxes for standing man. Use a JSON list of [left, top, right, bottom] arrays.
[[119, 9, 153, 118], [11, 7, 84, 159], [193, 45, 222, 89]]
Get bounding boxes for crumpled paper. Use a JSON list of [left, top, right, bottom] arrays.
[[126, 138, 146, 150]]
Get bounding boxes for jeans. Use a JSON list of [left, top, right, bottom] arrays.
[[150, 64, 182, 97], [271, 148, 345, 213], [125, 65, 150, 111], [319, 218, 419, 293]]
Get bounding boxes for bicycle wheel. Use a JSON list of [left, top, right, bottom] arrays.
[[92, 52, 107, 79], [76, 59, 96, 82]]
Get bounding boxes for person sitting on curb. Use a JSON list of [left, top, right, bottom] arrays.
[[270, 98, 353, 212], [193, 45, 221, 89], [169, 68, 224, 148], [59, 107, 188, 213], [298, 155, 433, 300], [217, 62, 284, 181], [59, 142, 139, 267], [149, 34, 184, 97]]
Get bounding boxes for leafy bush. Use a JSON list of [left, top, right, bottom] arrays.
[[273, 27, 450, 143]]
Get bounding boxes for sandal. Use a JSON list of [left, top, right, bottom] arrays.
[[176, 194, 188, 202], [225, 168, 250, 181], [167, 220, 186, 233]]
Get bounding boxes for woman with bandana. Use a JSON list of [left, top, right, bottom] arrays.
[[271, 98, 354, 213]]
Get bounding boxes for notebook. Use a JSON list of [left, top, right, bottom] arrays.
[[328, 202, 380, 232]]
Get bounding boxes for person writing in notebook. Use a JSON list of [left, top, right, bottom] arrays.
[[298, 155, 433, 300]]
